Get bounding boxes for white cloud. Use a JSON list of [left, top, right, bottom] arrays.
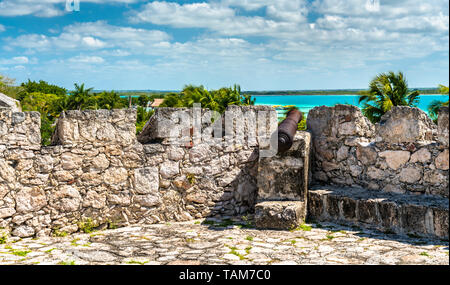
[[0, 56, 29, 65], [0, 0, 145, 17], [6, 21, 170, 51], [68, 55, 105, 63], [132, 2, 235, 28]]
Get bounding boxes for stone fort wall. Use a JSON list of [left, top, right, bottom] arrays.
[[1, 106, 295, 237], [307, 105, 449, 198], [0, 104, 448, 238]]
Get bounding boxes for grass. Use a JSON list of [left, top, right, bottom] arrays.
[[0, 233, 7, 244], [186, 174, 196, 184], [229, 247, 246, 260], [52, 229, 68, 237], [290, 224, 312, 232], [58, 260, 76, 265], [45, 248, 57, 254], [325, 234, 335, 240], [419, 252, 430, 257], [71, 238, 80, 246], [10, 249, 31, 257], [202, 219, 254, 229], [78, 218, 97, 234], [245, 236, 254, 241], [126, 260, 149, 265]]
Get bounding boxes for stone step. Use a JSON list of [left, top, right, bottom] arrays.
[[255, 200, 307, 230], [308, 185, 449, 240]]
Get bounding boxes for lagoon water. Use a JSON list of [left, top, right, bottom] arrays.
[[253, 94, 448, 116]]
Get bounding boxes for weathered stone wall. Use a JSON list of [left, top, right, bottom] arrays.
[[1, 104, 448, 238], [1, 106, 309, 238], [307, 105, 449, 197]]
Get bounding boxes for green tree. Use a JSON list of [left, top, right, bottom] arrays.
[[0, 74, 25, 99], [359, 71, 420, 123], [68, 83, 94, 110], [20, 80, 67, 97], [136, 106, 154, 134], [20, 92, 61, 145], [428, 84, 449, 123], [92, 91, 127, 110]]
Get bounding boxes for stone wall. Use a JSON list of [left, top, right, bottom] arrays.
[[1, 106, 310, 238], [1, 104, 448, 238], [307, 105, 449, 197]]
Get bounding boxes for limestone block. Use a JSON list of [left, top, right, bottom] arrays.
[[356, 143, 377, 165], [257, 131, 310, 201], [434, 149, 449, 170], [103, 167, 128, 185], [437, 107, 449, 146], [0, 207, 15, 219], [15, 187, 47, 214], [379, 151, 410, 170], [399, 167, 422, 183], [255, 201, 306, 230], [52, 109, 136, 146], [134, 167, 159, 194], [160, 161, 180, 179], [11, 225, 35, 238], [0, 92, 21, 112], [307, 105, 374, 139], [336, 145, 349, 161], [0, 110, 41, 147], [410, 148, 432, 164], [49, 185, 82, 212], [132, 194, 161, 208]]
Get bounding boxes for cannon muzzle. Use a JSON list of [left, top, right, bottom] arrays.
[[277, 109, 302, 153]]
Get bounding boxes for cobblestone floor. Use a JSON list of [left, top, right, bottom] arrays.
[[0, 217, 448, 265]]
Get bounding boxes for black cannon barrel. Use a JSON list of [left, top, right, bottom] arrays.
[[277, 109, 303, 153]]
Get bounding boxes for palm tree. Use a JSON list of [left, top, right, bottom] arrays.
[[359, 71, 420, 123], [428, 84, 449, 123], [241, 94, 256, 105], [68, 83, 94, 110]]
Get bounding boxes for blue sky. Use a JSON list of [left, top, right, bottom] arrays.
[[0, 0, 448, 91]]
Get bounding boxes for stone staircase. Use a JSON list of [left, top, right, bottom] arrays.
[[308, 185, 448, 239]]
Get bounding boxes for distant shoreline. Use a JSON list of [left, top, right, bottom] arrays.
[[110, 88, 441, 96]]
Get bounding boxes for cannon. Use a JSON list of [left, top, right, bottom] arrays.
[[277, 109, 303, 153]]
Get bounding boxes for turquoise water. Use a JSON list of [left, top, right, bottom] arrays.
[[253, 94, 449, 117]]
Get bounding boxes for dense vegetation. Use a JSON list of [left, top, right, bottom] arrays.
[[1, 72, 448, 146], [358, 71, 421, 123], [0, 75, 256, 145], [159, 84, 255, 113], [428, 84, 449, 123]]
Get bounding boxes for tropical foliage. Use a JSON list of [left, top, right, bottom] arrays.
[[0, 74, 25, 99], [1, 74, 255, 145], [358, 71, 420, 123], [428, 84, 449, 123], [160, 84, 255, 113], [280, 106, 306, 131]]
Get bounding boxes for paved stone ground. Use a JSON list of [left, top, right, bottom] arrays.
[[0, 216, 448, 265]]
